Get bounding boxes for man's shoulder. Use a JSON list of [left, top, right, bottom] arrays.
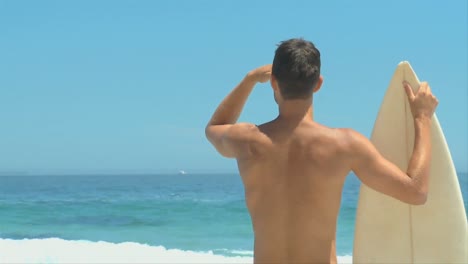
[[224, 123, 271, 159], [225, 123, 262, 142], [333, 127, 359, 139], [328, 127, 374, 157], [231, 122, 259, 131], [304, 124, 361, 150], [229, 122, 259, 134], [306, 122, 356, 139], [336, 128, 369, 144]]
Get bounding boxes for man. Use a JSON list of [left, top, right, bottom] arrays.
[[205, 38, 438, 263]]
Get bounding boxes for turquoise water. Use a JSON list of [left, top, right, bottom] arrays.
[[0, 172, 466, 263]]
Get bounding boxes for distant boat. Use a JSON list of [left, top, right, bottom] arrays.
[[178, 170, 187, 175]]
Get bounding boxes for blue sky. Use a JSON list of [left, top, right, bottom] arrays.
[[0, 0, 466, 174]]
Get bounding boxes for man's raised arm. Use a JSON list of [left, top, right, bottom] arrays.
[[350, 81, 439, 205], [205, 65, 271, 158]]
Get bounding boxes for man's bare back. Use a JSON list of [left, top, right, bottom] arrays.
[[206, 39, 438, 263], [237, 120, 351, 263]]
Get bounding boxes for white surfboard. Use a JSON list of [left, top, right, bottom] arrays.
[[353, 61, 467, 263]]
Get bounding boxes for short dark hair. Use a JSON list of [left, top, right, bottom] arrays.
[[272, 38, 321, 100]]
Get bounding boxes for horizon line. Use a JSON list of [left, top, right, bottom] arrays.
[[1, 170, 467, 177]]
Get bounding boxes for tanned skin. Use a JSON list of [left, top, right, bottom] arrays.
[[205, 64, 438, 263]]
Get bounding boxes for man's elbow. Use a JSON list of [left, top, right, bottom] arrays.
[[204, 125, 211, 140], [205, 125, 217, 144], [409, 191, 428, 205]]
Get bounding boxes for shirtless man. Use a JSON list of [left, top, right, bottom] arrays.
[[205, 38, 438, 263]]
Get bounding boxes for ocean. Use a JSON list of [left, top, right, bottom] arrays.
[[0, 172, 466, 263]]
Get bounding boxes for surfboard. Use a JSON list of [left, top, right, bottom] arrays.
[[353, 61, 467, 263]]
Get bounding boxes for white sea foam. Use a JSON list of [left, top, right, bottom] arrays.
[[229, 249, 254, 255], [0, 238, 352, 263]]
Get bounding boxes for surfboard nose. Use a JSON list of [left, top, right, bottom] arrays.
[[399, 61, 419, 93], [398, 61, 410, 67], [399, 61, 413, 74]]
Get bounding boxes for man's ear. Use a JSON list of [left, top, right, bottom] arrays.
[[270, 74, 279, 93], [270, 74, 282, 104], [313, 75, 324, 93]]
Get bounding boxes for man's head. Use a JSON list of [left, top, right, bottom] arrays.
[[271, 38, 322, 101]]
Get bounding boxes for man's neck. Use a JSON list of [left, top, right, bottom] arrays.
[[277, 98, 314, 123]]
